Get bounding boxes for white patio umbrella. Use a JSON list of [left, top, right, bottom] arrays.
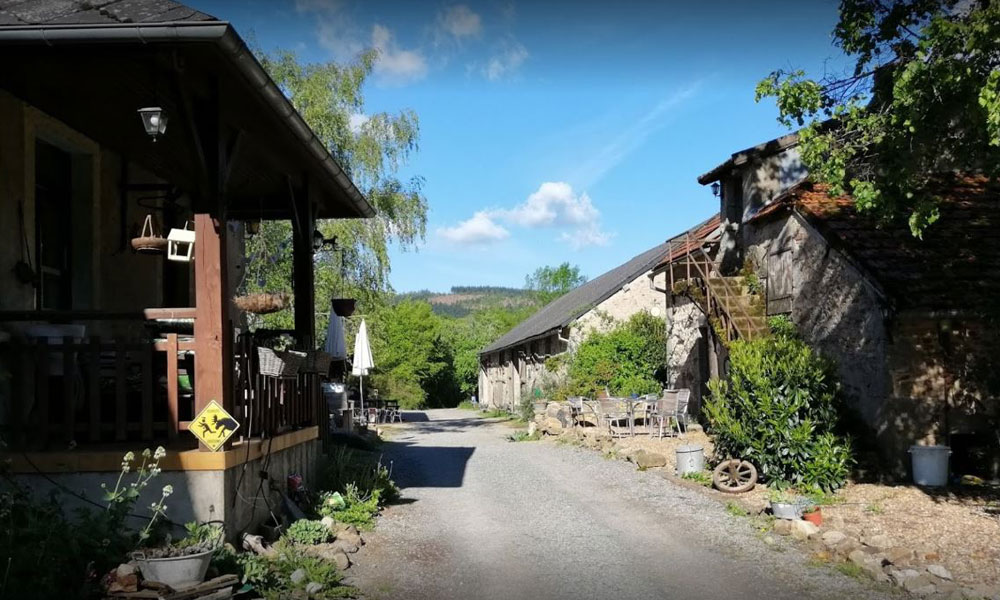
[[351, 319, 374, 411]]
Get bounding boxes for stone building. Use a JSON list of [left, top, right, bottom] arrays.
[[654, 133, 1000, 475], [477, 240, 673, 412]]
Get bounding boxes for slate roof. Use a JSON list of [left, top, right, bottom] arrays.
[[0, 0, 215, 25], [697, 132, 799, 185], [748, 176, 1000, 310]]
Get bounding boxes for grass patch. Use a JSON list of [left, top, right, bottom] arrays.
[[507, 430, 541, 442], [834, 562, 866, 579], [681, 470, 713, 487], [864, 502, 885, 515], [456, 400, 477, 411], [482, 408, 513, 419], [725, 501, 749, 517]]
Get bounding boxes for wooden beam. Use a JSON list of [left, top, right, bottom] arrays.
[[193, 213, 232, 450], [291, 177, 316, 350]]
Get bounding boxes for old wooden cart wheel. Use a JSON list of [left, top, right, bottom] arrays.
[[712, 459, 758, 493]]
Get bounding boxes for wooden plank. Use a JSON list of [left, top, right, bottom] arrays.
[[141, 342, 153, 440], [166, 334, 179, 441], [36, 341, 49, 447], [0, 310, 142, 322], [153, 339, 196, 352], [88, 337, 101, 443], [115, 339, 127, 442], [193, 214, 232, 451], [62, 337, 74, 443], [143, 307, 197, 320]]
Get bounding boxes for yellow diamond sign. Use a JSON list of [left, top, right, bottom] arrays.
[[190, 400, 240, 451]]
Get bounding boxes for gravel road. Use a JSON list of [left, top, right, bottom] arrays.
[[348, 409, 885, 600]]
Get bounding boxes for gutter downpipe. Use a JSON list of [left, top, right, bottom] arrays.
[[0, 22, 374, 219]]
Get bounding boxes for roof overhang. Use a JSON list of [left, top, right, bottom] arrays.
[[696, 132, 800, 186], [0, 21, 374, 219]]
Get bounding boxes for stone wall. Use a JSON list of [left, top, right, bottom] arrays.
[[665, 295, 707, 410], [744, 212, 891, 428], [479, 269, 665, 409], [568, 269, 665, 348]]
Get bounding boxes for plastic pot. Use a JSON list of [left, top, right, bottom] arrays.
[[909, 445, 951, 487], [802, 507, 823, 526]]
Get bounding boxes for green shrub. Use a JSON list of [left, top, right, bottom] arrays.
[[567, 311, 666, 397], [284, 519, 331, 545], [239, 541, 355, 599], [704, 323, 852, 491]]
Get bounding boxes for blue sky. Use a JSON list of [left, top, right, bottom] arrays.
[[195, 0, 848, 292]]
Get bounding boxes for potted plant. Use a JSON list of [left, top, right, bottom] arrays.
[[331, 298, 356, 317], [768, 488, 805, 520], [802, 505, 823, 526], [133, 522, 224, 589]]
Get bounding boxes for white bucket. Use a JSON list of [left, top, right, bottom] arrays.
[[909, 445, 951, 487], [676, 444, 705, 475]]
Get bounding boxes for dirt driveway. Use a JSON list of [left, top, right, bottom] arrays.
[[347, 409, 885, 600]]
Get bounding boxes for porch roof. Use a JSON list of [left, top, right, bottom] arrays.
[[0, 0, 374, 220]]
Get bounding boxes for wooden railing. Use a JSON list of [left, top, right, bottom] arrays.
[[0, 311, 323, 450], [233, 333, 321, 439], [665, 233, 763, 342]]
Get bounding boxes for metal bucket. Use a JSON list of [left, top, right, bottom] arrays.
[[134, 549, 213, 588], [675, 444, 704, 476]]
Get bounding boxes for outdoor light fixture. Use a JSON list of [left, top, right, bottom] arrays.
[[138, 107, 168, 141], [710, 181, 721, 198], [312, 229, 337, 251]]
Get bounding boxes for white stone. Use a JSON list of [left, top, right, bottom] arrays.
[[821, 530, 847, 547], [791, 519, 819, 541], [290, 568, 307, 584], [927, 565, 954, 581]]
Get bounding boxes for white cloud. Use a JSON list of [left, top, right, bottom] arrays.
[[438, 5, 482, 39], [482, 38, 528, 80], [438, 212, 510, 245], [371, 24, 428, 85], [441, 182, 611, 248], [502, 182, 598, 228]]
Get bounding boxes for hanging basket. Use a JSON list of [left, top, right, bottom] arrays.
[[257, 347, 306, 379], [234, 292, 290, 315], [131, 214, 167, 254], [302, 350, 334, 375], [331, 298, 356, 317]]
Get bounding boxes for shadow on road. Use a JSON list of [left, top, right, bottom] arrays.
[[384, 442, 476, 489]]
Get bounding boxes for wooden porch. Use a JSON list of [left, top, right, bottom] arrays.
[[0, 307, 323, 452]]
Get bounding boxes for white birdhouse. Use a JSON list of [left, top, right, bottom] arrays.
[[167, 222, 196, 262]]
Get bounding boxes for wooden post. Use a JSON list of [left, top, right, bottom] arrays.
[[194, 213, 232, 450], [166, 333, 179, 441], [291, 180, 316, 350]]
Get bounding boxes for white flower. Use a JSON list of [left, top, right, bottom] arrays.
[[122, 451, 135, 463], [121, 464, 131, 474], [162, 485, 173, 497], [153, 446, 166, 460], [142, 448, 152, 458]]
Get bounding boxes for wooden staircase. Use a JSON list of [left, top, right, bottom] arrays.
[[665, 235, 768, 343]]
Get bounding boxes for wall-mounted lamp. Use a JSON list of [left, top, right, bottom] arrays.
[[710, 181, 721, 198], [138, 107, 168, 141], [312, 230, 337, 251]]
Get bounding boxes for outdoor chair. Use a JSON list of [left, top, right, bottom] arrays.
[[384, 400, 402, 423], [652, 389, 691, 439], [598, 399, 629, 438], [567, 397, 584, 427]]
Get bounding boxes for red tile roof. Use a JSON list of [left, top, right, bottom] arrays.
[[750, 176, 1000, 310]]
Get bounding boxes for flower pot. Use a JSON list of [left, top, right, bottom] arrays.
[[802, 507, 823, 526], [133, 549, 212, 588], [331, 298, 356, 317], [770, 501, 803, 520]]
